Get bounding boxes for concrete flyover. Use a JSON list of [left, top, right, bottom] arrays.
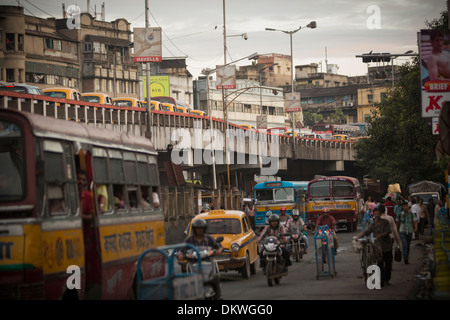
[[0, 90, 358, 184]]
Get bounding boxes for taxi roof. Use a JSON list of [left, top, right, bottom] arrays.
[[194, 210, 246, 220]]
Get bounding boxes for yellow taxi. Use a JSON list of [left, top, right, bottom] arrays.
[[43, 87, 82, 101], [186, 210, 258, 278], [174, 106, 188, 114], [331, 134, 350, 141], [81, 92, 113, 105], [189, 109, 206, 116], [112, 97, 143, 108]]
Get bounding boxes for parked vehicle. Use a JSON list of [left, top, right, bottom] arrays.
[[407, 180, 446, 205], [0, 83, 44, 95], [305, 133, 324, 139], [331, 134, 350, 141], [43, 87, 82, 101], [161, 102, 175, 112], [174, 106, 189, 114], [81, 92, 113, 105], [113, 97, 143, 108], [189, 109, 206, 116]]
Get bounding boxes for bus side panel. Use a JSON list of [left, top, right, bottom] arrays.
[[98, 216, 165, 299], [41, 221, 85, 299]]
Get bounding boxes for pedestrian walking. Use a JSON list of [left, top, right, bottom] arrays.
[[247, 204, 255, 230], [379, 204, 401, 248], [410, 198, 420, 239], [384, 197, 395, 218], [396, 201, 418, 264], [356, 207, 392, 286], [418, 198, 429, 235]]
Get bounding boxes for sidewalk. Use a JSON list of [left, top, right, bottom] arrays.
[[411, 217, 450, 300]]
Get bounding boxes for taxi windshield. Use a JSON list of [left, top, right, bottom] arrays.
[[205, 218, 241, 234]]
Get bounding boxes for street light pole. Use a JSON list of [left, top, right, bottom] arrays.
[[202, 52, 259, 207], [265, 21, 316, 131]]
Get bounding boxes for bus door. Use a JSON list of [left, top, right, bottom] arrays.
[[76, 149, 102, 298]]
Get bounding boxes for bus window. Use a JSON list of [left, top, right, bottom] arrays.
[[92, 147, 112, 214], [309, 180, 330, 197], [43, 140, 72, 216], [0, 120, 24, 202]]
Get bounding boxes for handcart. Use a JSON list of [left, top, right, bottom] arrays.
[[136, 243, 204, 300], [314, 225, 336, 279]]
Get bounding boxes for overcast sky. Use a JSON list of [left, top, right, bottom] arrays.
[[8, 0, 447, 79]]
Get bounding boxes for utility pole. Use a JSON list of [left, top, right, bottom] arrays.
[[145, 0, 152, 139]]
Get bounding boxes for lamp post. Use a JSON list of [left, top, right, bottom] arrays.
[[265, 21, 316, 93], [265, 21, 317, 130], [202, 52, 259, 206]]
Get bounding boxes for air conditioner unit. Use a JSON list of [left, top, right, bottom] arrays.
[[348, 102, 354, 106]]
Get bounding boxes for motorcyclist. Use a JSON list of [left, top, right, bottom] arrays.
[[285, 208, 309, 254], [258, 213, 292, 271], [178, 219, 224, 260], [177, 219, 223, 299], [313, 207, 339, 255], [279, 207, 289, 224]]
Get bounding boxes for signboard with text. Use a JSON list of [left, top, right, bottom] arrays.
[[285, 92, 301, 112], [142, 76, 170, 99], [134, 27, 162, 63], [419, 29, 450, 117]]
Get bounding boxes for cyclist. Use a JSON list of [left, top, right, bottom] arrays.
[[314, 207, 339, 254], [285, 208, 309, 254], [355, 207, 392, 286]]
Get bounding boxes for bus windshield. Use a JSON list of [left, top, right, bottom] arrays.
[[332, 180, 354, 197], [255, 187, 293, 202], [309, 181, 330, 197], [0, 120, 25, 202]]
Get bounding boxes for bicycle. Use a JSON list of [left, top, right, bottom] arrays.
[[353, 237, 377, 283]]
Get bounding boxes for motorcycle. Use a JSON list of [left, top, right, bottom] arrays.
[[182, 237, 223, 300], [287, 226, 305, 262], [260, 235, 288, 287]]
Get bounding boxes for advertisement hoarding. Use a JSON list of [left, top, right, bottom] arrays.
[[216, 65, 236, 89], [134, 27, 162, 63], [419, 29, 450, 117]]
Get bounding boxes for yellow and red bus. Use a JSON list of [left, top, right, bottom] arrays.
[[306, 176, 362, 232], [0, 108, 165, 299]]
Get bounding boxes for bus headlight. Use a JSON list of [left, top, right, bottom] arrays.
[[231, 243, 240, 252]]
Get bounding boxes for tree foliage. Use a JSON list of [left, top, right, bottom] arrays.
[[354, 58, 442, 191], [354, 10, 448, 193]]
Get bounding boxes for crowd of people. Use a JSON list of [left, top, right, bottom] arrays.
[[355, 193, 448, 287]]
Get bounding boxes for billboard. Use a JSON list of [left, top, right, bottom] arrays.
[[134, 27, 162, 63], [216, 65, 236, 89], [419, 29, 450, 117], [142, 76, 170, 99], [284, 92, 301, 112]]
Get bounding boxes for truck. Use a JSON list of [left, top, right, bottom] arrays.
[[407, 180, 446, 205]]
